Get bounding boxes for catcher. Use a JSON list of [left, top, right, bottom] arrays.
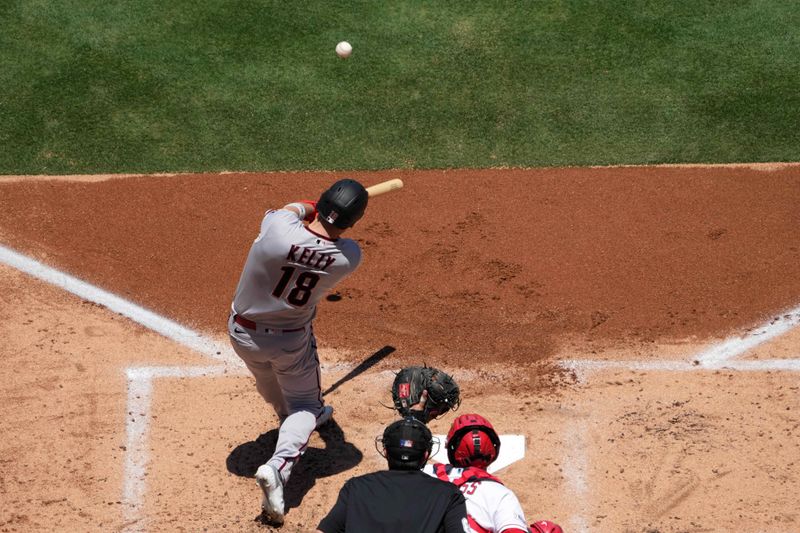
[[391, 365, 461, 423], [426, 413, 564, 533]]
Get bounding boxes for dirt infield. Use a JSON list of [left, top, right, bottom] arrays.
[[1, 165, 799, 532]]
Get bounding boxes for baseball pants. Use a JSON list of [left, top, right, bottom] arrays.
[[228, 314, 325, 483]]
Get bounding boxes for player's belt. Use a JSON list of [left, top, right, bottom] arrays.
[[233, 314, 306, 334]]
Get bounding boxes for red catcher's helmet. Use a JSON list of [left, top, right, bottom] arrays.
[[530, 520, 563, 533], [446, 413, 501, 469]]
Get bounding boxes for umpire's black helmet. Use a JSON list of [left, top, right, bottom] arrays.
[[317, 179, 369, 229], [381, 417, 433, 470]]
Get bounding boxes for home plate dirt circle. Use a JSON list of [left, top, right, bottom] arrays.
[[1, 164, 799, 532]]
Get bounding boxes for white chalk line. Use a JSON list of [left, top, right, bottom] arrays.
[[0, 244, 235, 364], [694, 306, 800, 366], [560, 358, 800, 375], [0, 244, 367, 531], [0, 244, 242, 530], [563, 417, 590, 533], [4, 243, 800, 532], [559, 303, 800, 532], [123, 373, 156, 531], [123, 366, 239, 530]]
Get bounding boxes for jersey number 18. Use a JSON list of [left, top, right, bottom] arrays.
[[272, 266, 320, 306]]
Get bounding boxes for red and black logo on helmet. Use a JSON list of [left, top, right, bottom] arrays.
[[380, 417, 433, 470], [446, 413, 501, 469], [317, 179, 368, 229]]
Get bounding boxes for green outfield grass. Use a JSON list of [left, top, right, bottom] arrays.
[[1, 0, 798, 173]]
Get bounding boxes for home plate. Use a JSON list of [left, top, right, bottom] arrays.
[[428, 435, 525, 474]]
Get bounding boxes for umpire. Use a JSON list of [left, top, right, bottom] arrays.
[[316, 417, 469, 533]]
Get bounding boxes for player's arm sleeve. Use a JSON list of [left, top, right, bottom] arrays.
[[256, 209, 301, 245], [283, 201, 318, 221], [341, 240, 363, 270], [317, 481, 350, 533], [283, 203, 306, 219], [494, 490, 529, 533], [442, 489, 470, 533], [258, 209, 279, 237]]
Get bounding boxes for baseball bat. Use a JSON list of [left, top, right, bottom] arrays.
[[366, 178, 403, 197]]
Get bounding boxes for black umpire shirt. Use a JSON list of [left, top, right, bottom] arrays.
[[317, 469, 468, 533]]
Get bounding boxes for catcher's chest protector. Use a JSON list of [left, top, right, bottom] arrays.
[[433, 464, 506, 533], [433, 464, 504, 487]]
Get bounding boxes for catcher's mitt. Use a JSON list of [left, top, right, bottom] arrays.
[[391, 366, 461, 423]]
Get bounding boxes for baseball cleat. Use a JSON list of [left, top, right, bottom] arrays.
[[316, 405, 334, 428], [255, 464, 285, 525]]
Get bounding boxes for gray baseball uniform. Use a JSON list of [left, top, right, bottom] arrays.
[[228, 208, 361, 483]]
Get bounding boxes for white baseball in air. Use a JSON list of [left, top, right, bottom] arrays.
[[335, 41, 352, 59]]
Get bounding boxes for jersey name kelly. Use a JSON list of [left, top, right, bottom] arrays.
[[286, 245, 336, 271]]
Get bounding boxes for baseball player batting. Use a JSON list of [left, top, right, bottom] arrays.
[[228, 178, 395, 524]]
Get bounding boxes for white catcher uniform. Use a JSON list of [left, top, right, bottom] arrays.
[[424, 464, 529, 533], [228, 208, 361, 483]]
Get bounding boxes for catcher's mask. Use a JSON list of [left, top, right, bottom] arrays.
[[377, 417, 433, 470], [316, 179, 368, 229], [446, 413, 501, 469]]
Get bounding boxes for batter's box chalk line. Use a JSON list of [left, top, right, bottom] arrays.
[[3, 243, 799, 533], [0, 245, 522, 531], [556, 304, 800, 533], [559, 303, 800, 381]]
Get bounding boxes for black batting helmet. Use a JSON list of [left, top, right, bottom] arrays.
[[317, 179, 368, 229], [380, 417, 433, 470]]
